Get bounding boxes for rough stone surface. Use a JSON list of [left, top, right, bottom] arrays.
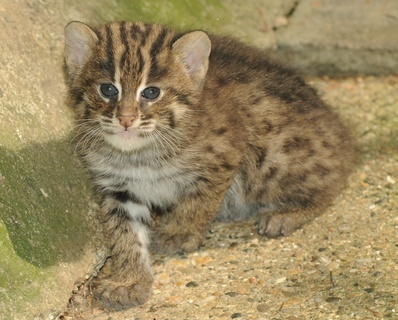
[[275, 0, 398, 75], [0, 1, 100, 319]]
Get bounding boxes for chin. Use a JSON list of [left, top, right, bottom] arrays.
[[104, 131, 149, 153]]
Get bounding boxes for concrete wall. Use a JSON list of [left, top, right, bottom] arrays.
[[0, 1, 99, 318]]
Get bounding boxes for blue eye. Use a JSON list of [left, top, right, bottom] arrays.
[[100, 84, 118, 98], [141, 87, 160, 100]]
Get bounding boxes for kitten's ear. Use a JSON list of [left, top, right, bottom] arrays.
[[172, 31, 211, 89], [64, 21, 98, 82]]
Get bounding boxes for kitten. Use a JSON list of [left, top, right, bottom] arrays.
[[64, 21, 356, 309]]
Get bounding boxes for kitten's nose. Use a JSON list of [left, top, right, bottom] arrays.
[[117, 115, 136, 128]]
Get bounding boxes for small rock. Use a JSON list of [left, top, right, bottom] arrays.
[[275, 277, 287, 284], [248, 277, 256, 283], [186, 281, 199, 288], [257, 303, 268, 312], [225, 291, 237, 297], [327, 261, 340, 271], [231, 313, 242, 319], [325, 297, 342, 303], [386, 175, 395, 184]]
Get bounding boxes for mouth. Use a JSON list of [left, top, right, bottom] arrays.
[[117, 129, 138, 138]]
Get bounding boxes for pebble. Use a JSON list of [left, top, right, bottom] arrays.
[[248, 277, 256, 283], [225, 291, 237, 297], [275, 277, 287, 284], [386, 175, 395, 184], [325, 297, 342, 303], [327, 261, 340, 271], [231, 313, 242, 318], [257, 303, 268, 312], [186, 281, 199, 288]]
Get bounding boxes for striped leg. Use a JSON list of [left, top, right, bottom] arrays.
[[92, 198, 153, 310]]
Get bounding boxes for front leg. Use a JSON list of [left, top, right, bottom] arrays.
[[155, 181, 229, 254], [92, 198, 153, 310]]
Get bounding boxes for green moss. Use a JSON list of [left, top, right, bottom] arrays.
[[0, 139, 94, 268], [0, 137, 96, 317], [108, 0, 227, 31], [0, 221, 41, 316]]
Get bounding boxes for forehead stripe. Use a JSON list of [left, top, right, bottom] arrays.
[[105, 24, 116, 81], [119, 22, 129, 70], [150, 28, 168, 57]]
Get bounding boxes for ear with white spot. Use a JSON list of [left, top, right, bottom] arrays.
[[172, 31, 211, 89], [64, 21, 98, 82]]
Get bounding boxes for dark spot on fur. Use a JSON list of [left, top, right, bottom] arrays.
[[239, 165, 249, 185], [265, 166, 278, 180], [296, 188, 319, 207], [251, 96, 262, 105], [235, 72, 250, 84], [205, 164, 219, 173], [217, 77, 229, 86], [167, 111, 175, 129], [221, 162, 234, 171], [260, 119, 273, 134], [150, 203, 174, 216], [283, 136, 311, 154], [254, 147, 267, 169], [298, 174, 308, 182], [322, 140, 333, 149], [206, 145, 215, 153], [196, 176, 211, 185], [168, 88, 194, 107], [215, 127, 227, 135], [314, 164, 331, 177]]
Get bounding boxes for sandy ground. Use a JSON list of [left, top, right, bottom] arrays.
[[60, 76, 398, 320]]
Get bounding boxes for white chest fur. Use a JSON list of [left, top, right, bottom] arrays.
[[88, 150, 196, 207]]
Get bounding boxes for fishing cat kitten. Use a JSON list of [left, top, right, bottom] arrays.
[[64, 21, 356, 309]]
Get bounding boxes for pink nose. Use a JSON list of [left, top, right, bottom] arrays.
[[117, 115, 136, 128]]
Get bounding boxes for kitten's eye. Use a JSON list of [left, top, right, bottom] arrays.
[[141, 87, 160, 100], [100, 84, 119, 98]]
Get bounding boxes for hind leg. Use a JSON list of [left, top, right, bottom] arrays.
[[257, 207, 321, 238]]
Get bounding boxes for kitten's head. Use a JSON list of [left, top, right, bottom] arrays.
[[64, 21, 211, 153]]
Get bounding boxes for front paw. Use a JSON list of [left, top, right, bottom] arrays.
[[92, 277, 153, 310], [156, 232, 202, 254]]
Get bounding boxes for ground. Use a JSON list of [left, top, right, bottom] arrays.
[[60, 76, 398, 319]]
